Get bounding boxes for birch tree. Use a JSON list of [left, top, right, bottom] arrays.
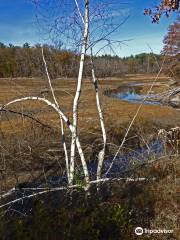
[[1, 0, 127, 190], [38, 0, 123, 184]]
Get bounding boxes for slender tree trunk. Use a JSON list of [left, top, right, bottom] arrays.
[[90, 49, 107, 182], [42, 47, 89, 186], [42, 48, 70, 183], [69, 0, 90, 185], [42, 48, 69, 182]]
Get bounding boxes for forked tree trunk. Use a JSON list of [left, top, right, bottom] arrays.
[[69, 0, 90, 185]]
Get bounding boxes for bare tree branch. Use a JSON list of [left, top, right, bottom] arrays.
[[0, 109, 53, 130], [74, 0, 85, 25], [0, 177, 151, 209]]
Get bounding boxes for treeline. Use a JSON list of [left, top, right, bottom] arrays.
[[1, 14, 180, 80], [0, 43, 79, 78], [0, 42, 161, 78], [93, 53, 161, 77]]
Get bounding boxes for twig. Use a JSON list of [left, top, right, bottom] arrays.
[[104, 57, 166, 177], [0, 109, 53, 130], [74, 0, 85, 25]]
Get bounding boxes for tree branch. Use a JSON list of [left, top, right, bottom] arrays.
[[0, 108, 53, 130]]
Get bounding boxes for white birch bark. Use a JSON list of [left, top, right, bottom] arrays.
[[1, 97, 72, 129], [90, 49, 107, 182], [69, 0, 90, 185], [42, 48, 70, 183]]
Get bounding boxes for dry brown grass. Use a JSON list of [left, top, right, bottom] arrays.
[[0, 74, 179, 239], [0, 74, 179, 188], [1, 74, 179, 134], [136, 156, 179, 239]]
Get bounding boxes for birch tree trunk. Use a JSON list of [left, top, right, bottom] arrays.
[[69, 0, 90, 185], [42, 48, 70, 183], [90, 49, 107, 182]]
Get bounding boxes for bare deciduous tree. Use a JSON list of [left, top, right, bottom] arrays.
[[0, 0, 128, 192]]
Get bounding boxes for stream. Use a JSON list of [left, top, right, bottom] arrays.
[[106, 81, 180, 108], [106, 82, 163, 106], [113, 88, 161, 105]]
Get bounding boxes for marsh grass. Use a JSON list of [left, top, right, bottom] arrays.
[[0, 75, 179, 239]]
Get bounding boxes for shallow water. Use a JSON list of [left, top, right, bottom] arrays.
[[47, 139, 164, 185], [83, 139, 164, 179], [1, 135, 165, 215], [111, 86, 161, 106]]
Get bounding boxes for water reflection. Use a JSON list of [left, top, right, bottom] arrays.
[[111, 86, 161, 105]]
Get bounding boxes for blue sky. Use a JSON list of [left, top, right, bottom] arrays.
[[0, 0, 177, 56]]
